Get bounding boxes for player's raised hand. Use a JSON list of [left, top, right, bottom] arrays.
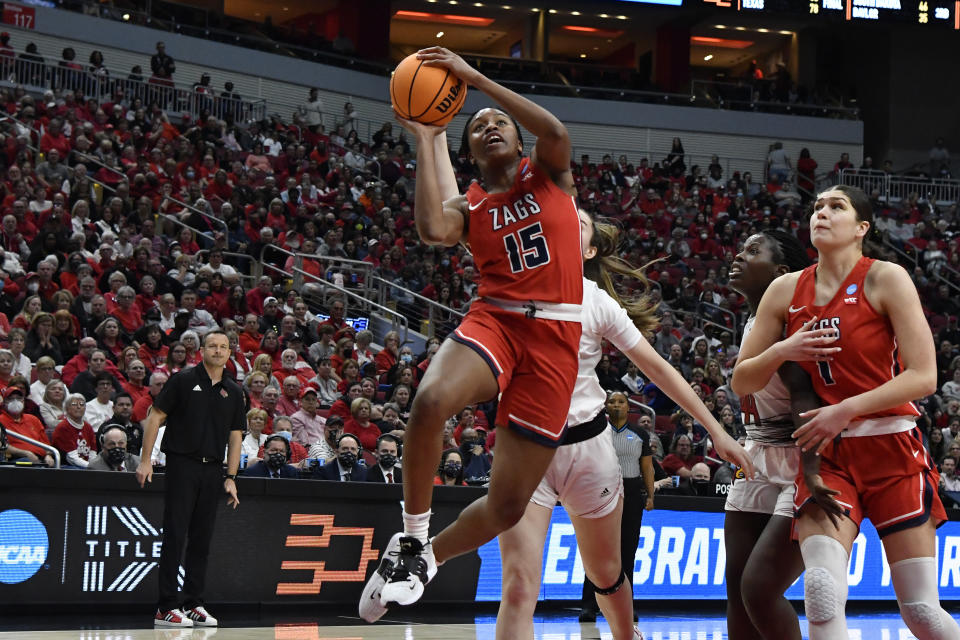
[[777, 316, 842, 363], [393, 109, 447, 137], [712, 431, 755, 480], [416, 47, 481, 85]]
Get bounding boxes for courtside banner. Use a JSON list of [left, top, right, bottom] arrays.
[[475, 507, 960, 601], [0, 468, 480, 606], [2, 468, 959, 606]]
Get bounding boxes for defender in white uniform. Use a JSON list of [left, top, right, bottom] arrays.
[[723, 230, 812, 640], [725, 314, 798, 518], [494, 210, 753, 640]]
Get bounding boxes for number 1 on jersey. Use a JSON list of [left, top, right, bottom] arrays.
[[504, 222, 551, 273], [818, 360, 836, 386]]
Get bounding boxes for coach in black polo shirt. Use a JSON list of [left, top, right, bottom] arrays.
[[137, 330, 245, 628]]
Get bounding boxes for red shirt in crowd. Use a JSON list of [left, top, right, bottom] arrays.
[[51, 419, 97, 465], [342, 419, 380, 451], [1, 412, 50, 458]]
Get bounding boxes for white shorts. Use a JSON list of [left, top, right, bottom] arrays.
[[725, 440, 799, 518], [530, 428, 623, 519]]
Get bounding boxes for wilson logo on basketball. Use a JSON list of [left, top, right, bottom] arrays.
[[434, 80, 463, 114], [275, 514, 380, 595]]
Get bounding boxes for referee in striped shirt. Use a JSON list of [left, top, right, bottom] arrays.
[[580, 390, 655, 621]]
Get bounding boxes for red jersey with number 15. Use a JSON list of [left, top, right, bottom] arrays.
[[465, 157, 583, 304], [786, 256, 919, 420]]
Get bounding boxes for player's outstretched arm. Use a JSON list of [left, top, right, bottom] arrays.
[[624, 338, 754, 479]]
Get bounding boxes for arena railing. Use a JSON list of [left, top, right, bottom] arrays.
[[6, 428, 60, 469], [289, 265, 410, 346], [58, 0, 394, 79], [569, 146, 766, 181], [627, 399, 655, 421], [696, 301, 739, 341], [690, 79, 755, 106], [0, 57, 266, 123], [0, 113, 121, 203], [194, 248, 258, 288], [880, 233, 960, 297], [369, 274, 465, 340], [258, 244, 410, 344], [839, 168, 960, 207], [0, 112, 227, 246], [50, 1, 861, 122]]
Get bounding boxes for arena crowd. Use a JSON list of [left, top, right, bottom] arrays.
[[0, 33, 957, 501]]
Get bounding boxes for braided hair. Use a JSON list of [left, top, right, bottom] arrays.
[[761, 229, 811, 272]]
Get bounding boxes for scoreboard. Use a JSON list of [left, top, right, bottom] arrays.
[[807, 0, 958, 27], [617, 0, 960, 28]]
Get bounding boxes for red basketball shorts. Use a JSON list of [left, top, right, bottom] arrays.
[[794, 426, 947, 538], [450, 300, 581, 448]]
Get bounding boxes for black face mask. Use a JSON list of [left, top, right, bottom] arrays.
[[691, 479, 712, 496], [443, 462, 461, 477], [267, 452, 286, 470], [378, 453, 397, 469], [338, 451, 357, 469], [105, 447, 126, 466]]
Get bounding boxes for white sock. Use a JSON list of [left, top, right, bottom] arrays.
[[403, 509, 431, 544]]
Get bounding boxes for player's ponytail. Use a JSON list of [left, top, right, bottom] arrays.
[[583, 212, 660, 337]]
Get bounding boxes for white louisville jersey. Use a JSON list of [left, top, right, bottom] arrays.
[[567, 278, 644, 427], [739, 315, 794, 445]]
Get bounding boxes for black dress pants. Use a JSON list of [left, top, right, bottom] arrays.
[[581, 476, 646, 611], [157, 454, 223, 611]]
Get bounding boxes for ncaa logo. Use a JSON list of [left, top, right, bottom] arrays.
[[0, 509, 48, 583]]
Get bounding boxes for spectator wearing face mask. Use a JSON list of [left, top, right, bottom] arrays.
[[435, 448, 466, 486], [2, 386, 55, 466], [98, 392, 141, 451], [458, 427, 491, 481], [243, 434, 298, 478], [88, 424, 140, 471], [366, 434, 402, 484], [258, 416, 308, 467], [314, 433, 366, 481]]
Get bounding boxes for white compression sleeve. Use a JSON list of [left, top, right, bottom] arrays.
[[800, 535, 850, 640], [890, 557, 960, 640]]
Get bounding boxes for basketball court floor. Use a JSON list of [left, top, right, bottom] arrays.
[[2, 608, 956, 639]]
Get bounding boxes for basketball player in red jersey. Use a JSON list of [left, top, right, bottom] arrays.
[[733, 185, 957, 640], [360, 47, 585, 621]]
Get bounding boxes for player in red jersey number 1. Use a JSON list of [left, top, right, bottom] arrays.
[[360, 47, 585, 622], [733, 185, 958, 640]]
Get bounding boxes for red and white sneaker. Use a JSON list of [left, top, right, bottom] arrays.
[[633, 626, 645, 640], [184, 605, 219, 626], [154, 608, 193, 627]]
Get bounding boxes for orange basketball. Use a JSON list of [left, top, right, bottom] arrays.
[[390, 53, 467, 127]]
